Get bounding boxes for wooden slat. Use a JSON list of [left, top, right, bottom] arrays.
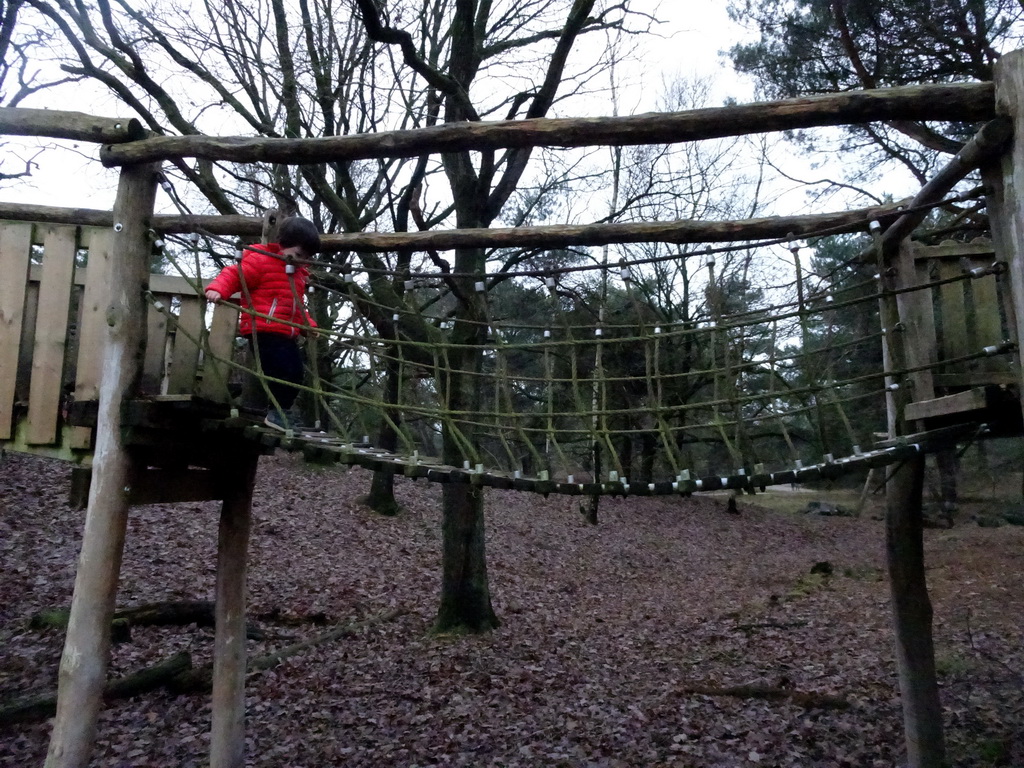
[[16, 281, 38, 403], [128, 468, 228, 505], [29, 264, 202, 295], [904, 387, 987, 421], [969, 266, 1003, 349], [911, 239, 994, 261], [933, 371, 1018, 387], [26, 225, 76, 444], [141, 303, 169, 395], [199, 302, 239, 402], [68, 229, 114, 450], [937, 259, 969, 364], [896, 242, 935, 403], [150, 272, 204, 295], [0, 222, 33, 440], [165, 295, 204, 394]]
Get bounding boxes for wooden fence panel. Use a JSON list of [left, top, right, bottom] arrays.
[[906, 240, 1013, 393], [0, 222, 33, 440], [26, 225, 76, 444]]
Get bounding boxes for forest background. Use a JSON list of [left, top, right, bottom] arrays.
[[1, 0, 1023, 631]]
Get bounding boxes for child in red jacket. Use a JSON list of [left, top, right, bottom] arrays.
[[205, 216, 321, 431]]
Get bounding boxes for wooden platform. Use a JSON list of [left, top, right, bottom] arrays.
[[0, 220, 240, 464], [895, 239, 1022, 428]]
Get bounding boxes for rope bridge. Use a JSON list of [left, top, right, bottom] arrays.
[[133, 192, 1015, 496]]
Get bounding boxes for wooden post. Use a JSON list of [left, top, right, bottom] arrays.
[[878, 216, 948, 767], [885, 454, 947, 768], [44, 163, 159, 768], [210, 452, 259, 768], [986, 50, 1024, 410]]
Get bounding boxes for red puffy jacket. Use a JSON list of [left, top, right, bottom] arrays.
[[206, 243, 316, 337]]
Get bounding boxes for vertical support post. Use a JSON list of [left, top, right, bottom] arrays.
[[885, 454, 947, 768], [878, 234, 915, 437], [792, 246, 830, 455], [986, 50, 1024, 409], [210, 451, 259, 768], [45, 163, 159, 768], [878, 197, 947, 767]]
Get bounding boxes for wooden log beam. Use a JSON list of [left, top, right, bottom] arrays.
[[0, 203, 264, 236], [885, 454, 947, 768], [880, 117, 1013, 255], [986, 50, 1024, 420], [210, 454, 258, 768], [0, 200, 905, 252], [0, 107, 146, 144], [100, 82, 995, 167], [318, 203, 905, 253], [44, 163, 160, 768]]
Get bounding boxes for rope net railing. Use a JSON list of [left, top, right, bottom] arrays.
[[140, 192, 1013, 495]]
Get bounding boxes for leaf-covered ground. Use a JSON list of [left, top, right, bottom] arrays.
[[1, 451, 1022, 767]]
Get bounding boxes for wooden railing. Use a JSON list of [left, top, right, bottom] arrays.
[[897, 239, 1018, 422], [0, 220, 238, 461]]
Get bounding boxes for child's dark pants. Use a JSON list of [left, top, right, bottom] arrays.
[[247, 332, 303, 410]]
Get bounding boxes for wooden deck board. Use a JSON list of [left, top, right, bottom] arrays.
[[897, 243, 936, 403], [904, 387, 988, 421]]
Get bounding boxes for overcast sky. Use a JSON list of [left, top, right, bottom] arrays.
[[9, 3, 755, 210]]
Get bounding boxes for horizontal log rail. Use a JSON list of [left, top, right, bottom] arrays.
[[0, 200, 905, 252], [0, 203, 266, 236], [98, 83, 995, 167], [0, 107, 146, 144], [319, 204, 907, 254]]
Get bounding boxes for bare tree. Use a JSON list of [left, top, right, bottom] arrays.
[[0, 0, 83, 180], [19, 0, 648, 632]]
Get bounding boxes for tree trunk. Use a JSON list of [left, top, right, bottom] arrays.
[[365, 351, 401, 516], [436, 481, 498, 632], [617, 433, 633, 481], [434, 241, 498, 634], [640, 432, 656, 485], [585, 440, 600, 525], [934, 449, 958, 525], [885, 455, 947, 768]]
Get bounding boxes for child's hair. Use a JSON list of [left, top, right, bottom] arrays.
[[278, 216, 321, 255]]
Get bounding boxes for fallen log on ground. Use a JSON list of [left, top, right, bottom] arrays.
[[679, 683, 850, 710], [0, 652, 192, 726], [2, 608, 410, 723], [30, 601, 264, 640], [170, 607, 409, 694]]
